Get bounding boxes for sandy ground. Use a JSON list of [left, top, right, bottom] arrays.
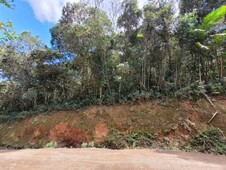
[[0, 148, 226, 170]]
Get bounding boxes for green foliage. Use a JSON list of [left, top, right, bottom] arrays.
[[0, 1, 16, 43], [118, 0, 142, 32], [0, 21, 17, 43], [187, 127, 226, 155], [1, 2, 226, 117], [44, 141, 58, 148], [210, 33, 226, 43], [0, 111, 29, 123], [137, 33, 144, 38], [198, 5, 226, 30], [97, 130, 155, 149], [175, 82, 206, 101], [205, 81, 226, 94]]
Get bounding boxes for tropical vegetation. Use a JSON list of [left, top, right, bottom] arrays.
[[0, 0, 226, 114]]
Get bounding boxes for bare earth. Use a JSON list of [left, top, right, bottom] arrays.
[[0, 149, 226, 170]]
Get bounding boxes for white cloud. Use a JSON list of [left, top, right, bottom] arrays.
[[26, 0, 79, 23], [26, 0, 147, 23]]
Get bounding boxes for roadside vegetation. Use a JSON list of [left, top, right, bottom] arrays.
[[185, 127, 226, 155]]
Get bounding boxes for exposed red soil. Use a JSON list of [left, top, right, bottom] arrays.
[[95, 123, 109, 142], [0, 98, 226, 148]]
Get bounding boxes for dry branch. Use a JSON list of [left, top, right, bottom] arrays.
[[202, 92, 219, 124], [208, 111, 218, 124]]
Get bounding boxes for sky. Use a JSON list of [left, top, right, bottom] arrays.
[[0, 0, 148, 47]]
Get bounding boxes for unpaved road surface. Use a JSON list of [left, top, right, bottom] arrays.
[[0, 148, 226, 170]]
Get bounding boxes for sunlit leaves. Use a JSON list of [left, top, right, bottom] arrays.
[[198, 5, 226, 30], [210, 33, 226, 43], [137, 33, 144, 38], [0, 21, 17, 43]]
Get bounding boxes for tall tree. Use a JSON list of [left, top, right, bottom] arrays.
[[51, 2, 113, 98]]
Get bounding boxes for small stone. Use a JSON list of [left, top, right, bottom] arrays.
[[163, 137, 170, 143], [211, 99, 217, 102]]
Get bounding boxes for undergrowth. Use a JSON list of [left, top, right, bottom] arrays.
[[1, 80, 225, 122], [96, 130, 155, 149], [185, 127, 226, 155]]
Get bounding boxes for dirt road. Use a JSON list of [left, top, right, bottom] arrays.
[[0, 148, 226, 170]]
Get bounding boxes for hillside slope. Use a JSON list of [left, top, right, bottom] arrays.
[[0, 97, 226, 152]]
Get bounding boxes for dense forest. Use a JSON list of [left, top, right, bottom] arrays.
[[0, 0, 226, 113]]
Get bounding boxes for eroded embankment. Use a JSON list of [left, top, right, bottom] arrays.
[[0, 97, 226, 150]]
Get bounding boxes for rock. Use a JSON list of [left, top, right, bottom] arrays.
[[163, 137, 170, 143]]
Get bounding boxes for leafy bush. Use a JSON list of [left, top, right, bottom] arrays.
[[187, 127, 226, 155], [205, 81, 225, 94], [175, 82, 205, 101]]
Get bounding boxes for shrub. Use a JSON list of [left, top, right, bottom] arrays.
[[49, 122, 91, 147], [175, 82, 205, 101], [205, 81, 225, 94]]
